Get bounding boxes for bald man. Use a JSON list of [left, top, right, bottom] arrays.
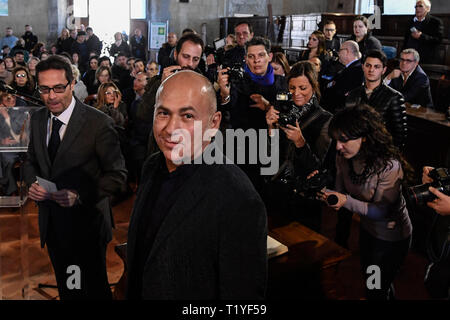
[[126, 71, 267, 300]]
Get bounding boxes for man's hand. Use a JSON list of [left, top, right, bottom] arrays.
[[161, 65, 181, 82], [411, 30, 422, 40], [1, 137, 17, 145], [50, 189, 79, 208], [249, 94, 270, 111], [217, 66, 230, 102], [386, 69, 401, 80], [422, 166, 434, 184], [427, 187, 450, 216], [206, 53, 216, 66], [28, 182, 51, 202]]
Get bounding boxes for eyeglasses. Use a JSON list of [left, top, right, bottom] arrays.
[[325, 29, 336, 32], [15, 74, 27, 78], [105, 91, 118, 95], [38, 82, 70, 94], [400, 58, 415, 63], [415, 5, 424, 8]]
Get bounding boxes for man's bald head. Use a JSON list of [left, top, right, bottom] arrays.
[[339, 40, 361, 65], [153, 70, 222, 172], [156, 70, 217, 115]]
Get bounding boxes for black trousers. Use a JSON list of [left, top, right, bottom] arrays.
[[359, 226, 411, 300], [47, 240, 112, 300]]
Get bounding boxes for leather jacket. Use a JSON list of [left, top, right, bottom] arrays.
[[345, 83, 407, 149]]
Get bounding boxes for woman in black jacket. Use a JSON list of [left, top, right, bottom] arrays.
[[350, 15, 382, 59], [266, 61, 333, 231]]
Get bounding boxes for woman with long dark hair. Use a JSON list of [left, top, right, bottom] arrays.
[[298, 31, 327, 62], [320, 104, 413, 300]]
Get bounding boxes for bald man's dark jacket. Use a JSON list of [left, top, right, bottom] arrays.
[[126, 150, 268, 299], [322, 59, 364, 113]]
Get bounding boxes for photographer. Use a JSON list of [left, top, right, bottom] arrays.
[[218, 36, 287, 130], [135, 33, 204, 155], [265, 61, 332, 231], [423, 166, 450, 216], [421, 165, 450, 299], [217, 36, 286, 195], [319, 104, 413, 300]]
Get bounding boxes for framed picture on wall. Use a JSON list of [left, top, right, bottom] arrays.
[[149, 21, 168, 49]]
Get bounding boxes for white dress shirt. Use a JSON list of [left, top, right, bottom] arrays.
[[46, 97, 76, 146]]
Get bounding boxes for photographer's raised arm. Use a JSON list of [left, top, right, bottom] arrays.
[[217, 66, 230, 104]]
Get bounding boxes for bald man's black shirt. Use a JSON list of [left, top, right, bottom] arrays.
[[129, 162, 198, 299]]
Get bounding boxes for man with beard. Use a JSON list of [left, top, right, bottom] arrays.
[[22, 25, 38, 52], [136, 32, 204, 131]]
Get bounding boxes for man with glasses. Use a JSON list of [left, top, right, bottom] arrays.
[[386, 48, 433, 108], [323, 20, 340, 57], [403, 0, 443, 64], [222, 21, 254, 67], [24, 55, 127, 300]]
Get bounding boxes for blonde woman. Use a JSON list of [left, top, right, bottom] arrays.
[[95, 82, 127, 127]]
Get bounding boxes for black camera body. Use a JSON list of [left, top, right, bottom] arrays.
[[223, 63, 245, 83], [408, 168, 450, 205], [273, 91, 313, 128], [273, 92, 298, 127], [294, 169, 337, 204]]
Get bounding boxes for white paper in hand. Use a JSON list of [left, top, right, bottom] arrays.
[[36, 176, 58, 193]]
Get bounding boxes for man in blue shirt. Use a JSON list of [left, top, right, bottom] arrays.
[[0, 27, 18, 50]]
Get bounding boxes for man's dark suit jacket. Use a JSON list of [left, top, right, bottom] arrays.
[[403, 14, 444, 64], [322, 59, 364, 113], [389, 65, 433, 108], [126, 151, 268, 299], [24, 99, 127, 248]]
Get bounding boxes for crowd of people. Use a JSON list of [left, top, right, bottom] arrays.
[[0, 0, 448, 301]]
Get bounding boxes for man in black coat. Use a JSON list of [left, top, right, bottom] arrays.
[[21, 25, 38, 53], [86, 27, 102, 56], [126, 70, 267, 300], [157, 32, 177, 70], [130, 28, 146, 60], [386, 48, 433, 108], [217, 37, 287, 195], [323, 20, 340, 56], [403, 0, 443, 64], [346, 50, 407, 149], [322, 40, 364, 113], [24, 55, 127, 300]]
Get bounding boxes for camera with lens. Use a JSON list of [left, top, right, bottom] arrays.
[[273, 91, 313, 128], [223, 63, 245, 83], [408, 168, 450, 205], [294, 169, 338, 205]]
